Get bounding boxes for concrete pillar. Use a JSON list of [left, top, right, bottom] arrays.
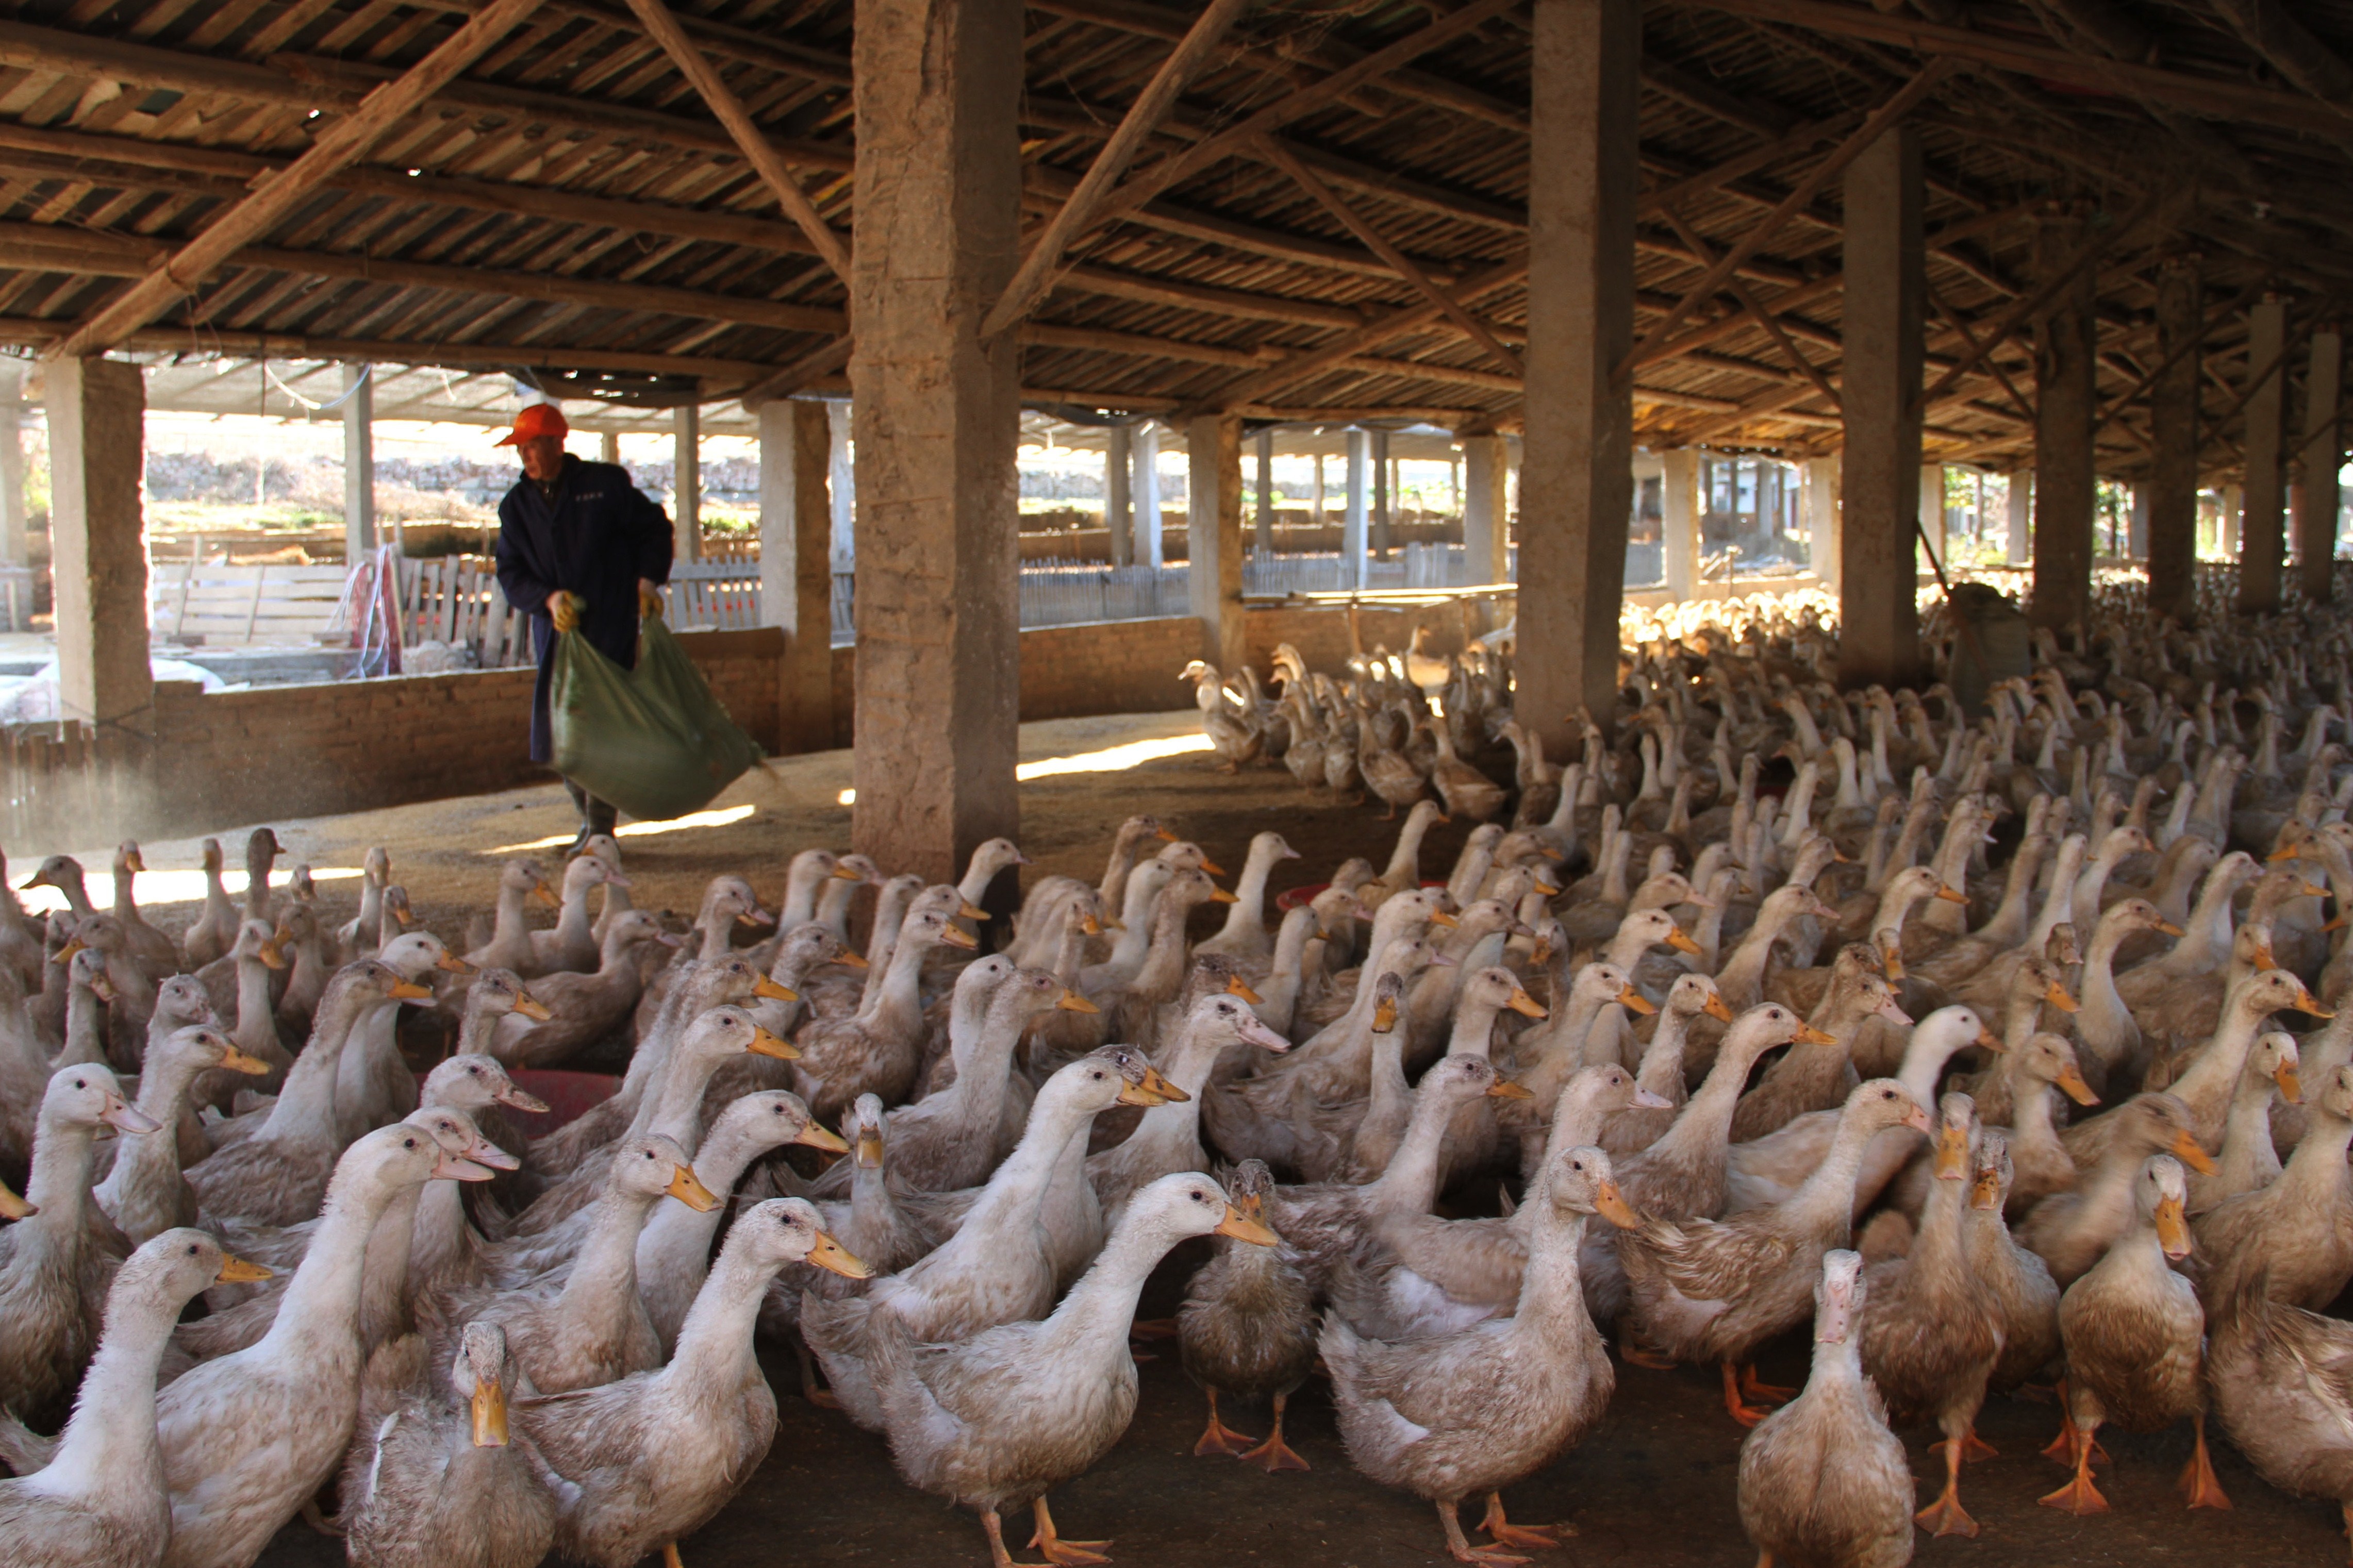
[[1838, 126, 1924, 690], [1370, 429, 1391, 556], [2128, 486, 2149, 559], [2007, 470, 2032, 564], [1662, 447, 1700, 600], [600, 430, 621, 464], [341, 363, 375, 560], [826, 399, 856, 569], [1918, 462, 1945, 573], [1519, 0, 1637, 753], [2148, 261, 2200, 622], [1133, 421, 1163, 569], [0, 364, 25, 573], [1462, 432, 1511, 585], [848, 0, 1022, 884], [2031, 209, 2096, 635], [2239, 295, 2289, 614], [1804, 454, 1840, 586], [758, 398, 836, 752], [1310, 452, 1324, 526], [2221, 481, 2243, 556], [1105, 423, 1133, 568], [1253, 428, 1274, 555], [47, 357, 151, 730], [2297, 326, 2343, 602], [1343, 428, 1370, 588], [673, 399, 701, 563], [1188, 414, 1245, 671]]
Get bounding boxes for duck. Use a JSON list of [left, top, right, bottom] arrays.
[[185, 962, 433, 1227], [179, 839, 241, 969], [425, 1133, 717, 1396], [0, 1229, 267, 1568], [1613, 1002, 1814, 1224], [1987, 1032, 2099, 1216], [92, 1026, 268, 1245], [1087, 990, 1290, 1221], [529, 853, 631, 977], [1323, 1142, 1630, 1565], [1735, 1250, 1915, 1568], [2040, 1153, 2230, 1516], [2191, 1029, 2298, 1211], [465, 859, 560, 975], [1425, 713, 1509, 822], [2205, 1266, 2353, 1563], [1962, 1127, 2061, 1397], [1182, 661, 1263, 771], [0, 1065, 161, 1428], [1854, 1093, 2003, 1539], [1358, 707, 1429, 818], [1729, 962, 1898, 1143], [2018, 1091, 2212, 1288], [793, 907, 977, 1122], [803, 1047, 1180, 1429], [339, 1320, 558, 1568], [1176, 1158, 1318, 1473], [105, 843, 178, 978], [1193, 831, 1301, 964], [517, 1199, 866, 1568], [1618, 1079, 1931, 1425], [116, 1123, 495, 1568], [490, 909, 675, 1069], [2192, 1061, 2353, 1312]]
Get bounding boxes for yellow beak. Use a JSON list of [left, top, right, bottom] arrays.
[[2055, 1065, 2100, 1106], [1617, 986, 1658, 1016], [1592, 1178, 1641, 1229], [1969, 1171, 2002, 1210], [2276, 1061, 2305, 1103], [219, 1045, 272, 1076], [747, 1025, 801, 1060], [1208, 887, 1240, 905], [2155, 1193, 2193, 1259], [855, 1131, 885, 1169], [2170, 1128, 2218, 1175], [1213, 1203, 1280, 1246], [1933, 1126, 1969, 1178], [1486, 1075, 1536, 1100], [666, 1164, 721, 1212], [1117, 1064, 1190, 1106], [471, 1374, 510, 1447], [959, 900, 991, 921], [1429, 909, 1459, 928], [1703, 992, 1736, 1023], [531, 881, 560, 908], [1506, 988, 1549, 1019], [389, 979, 434, 1000], [0, 1179, 31, 1220], [807, 1229, 871, 1279], [1372, 995, 1399, 1032], [437, 952, 476, 975], [1934, 886, 1969, 904], [797, 1121, 851, 1154], [1794, 1021, 1839, 1045], [938, 926, 981, 950], [512, 991, 554, 1021], [1224, 974, 1263, 1005], [2044, 982, 2079, 1013], [753, 975, 800, 1002], [1057, 989, 1101, 1014], [215, 1253, 273, 1285], [1665, 927, 1702, 956]]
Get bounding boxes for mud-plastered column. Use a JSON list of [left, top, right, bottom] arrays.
[[2031, 208, 2096, 635], [1837, 127, 1923, 689], [1519, 0, 1637, 753], [2147, 260, 2200, 624], [47, 357, 151, 732], [2297, 326, 2342, 603], [758, 397, 837, 751], [2239, 295, 2288, 615], [849, 0, 1022, 883], [1187, 413, 1245, 671]]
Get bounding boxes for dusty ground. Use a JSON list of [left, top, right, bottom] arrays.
[[73, 709, 2332, 1568]]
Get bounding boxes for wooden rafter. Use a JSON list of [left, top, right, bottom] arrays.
[[1253, 136, 1522, 380], [1922, 275, 2033, 425], [2090, 276, 2267, 435], [1657, 206, 1836, 412], [619, 0, 852, 288], [983, 0, 1253, 338], [1206, 256, 1529, 410]]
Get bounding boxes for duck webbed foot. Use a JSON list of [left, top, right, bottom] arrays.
[[1915, 1436, 1981, 1539], [1949, 1425, 1999, 1463], [2177, 1412, 2233, 1511], [1616, 1325, 1675, 1370], [1192, 1390, 1260, 1458], [1437, 1499, 1531, 1565], [1737, 1364, 1795, 1404], [1720, 1362, 1776, 1427], [981, 1508, 1049, 1568], [1238, 1392, 1311, 1473], [1029, 1497, 1113, 1565], [1479, 1492, 1562, 1550], [2036, 1420, 2111, 1516]]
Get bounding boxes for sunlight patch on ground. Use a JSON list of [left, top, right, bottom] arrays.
[[20, 866, 364, 915], [834, 732, 1212, 807], [486, 803, 758, 855]]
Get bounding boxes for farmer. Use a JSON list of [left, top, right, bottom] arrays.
[[491, 402, 675, 854]]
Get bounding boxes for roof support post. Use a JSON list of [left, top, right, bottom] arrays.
[[848, 0, 1022, 887], [1662, 447, 1701, 600], [673, 399, 701, 564], [46, 357, 151, 735], [1135, 422, 1164, 570], [2031, 207, 2098, 637], [2147, 260, 2202, 623], [2238, 296, 2289, 614], [1254, 429, 1275, 556], [2297, 326, 2343, 604], [342, 363, 375, 561], [1106, 424, 1134, 569], [1463, 432, 1512, 586], [1837, 125, 1923, 691], [759, 397, 837, 752], [2008, 469, 2033, 565], [1804, 454, 1840, 588], [1344, 428, 1370, 590], [1188, 413, 1245, 672], [1518, 0, 1638, 755], [0, 365, 25, 578]]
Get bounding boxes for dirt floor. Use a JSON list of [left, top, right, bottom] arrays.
[[72, 708, 2335, 1568]]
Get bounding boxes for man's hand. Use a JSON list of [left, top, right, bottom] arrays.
[[550, 591, 585, 632], [639, 579, 664, 619]]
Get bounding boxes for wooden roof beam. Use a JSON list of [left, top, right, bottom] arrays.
[[47, 0, 553, 361], [1207, 255, 1529, 409], [986, 0, 1253, 337]]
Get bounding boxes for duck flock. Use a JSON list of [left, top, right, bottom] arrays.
[[5, 568, 2353, 1568]]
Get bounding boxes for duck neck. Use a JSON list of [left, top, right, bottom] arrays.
[[1362, 1088, 1460, 1213], [1655, 1031, 1770, 1165], [1103, 879, 1161, 972], [2279, 1109, 2353, 1199], [948, 994, 1033, 1124], [1717, 900, 1797, 1001], [234, 953, 278, 1053], [42, 1278, 178, 1495], [259, 996, 367, 1142], [554, 881, 596, 953], [23, 1113, 96, 1250], [664, 1240, 775, 1397], [58, 980, 107, 1067], [1444, 993, 1506, 1061], [1130, 899, 1197, 1000], [635, 1044, 731, 1147], [1512, 1205, 1595, 1339], [957, 1091, 1094, 1235], [1976, 837, 2046, 944], [1786, 1108, 1884, 1231], [1099, 828, 1148, 908], [858, 931, 933, 1034], [1383, 814, 1432, 887], [813, 876, 860, 941], [257, 1170, 403, 1357], [492, 881, 529, 948], [455, 997, 507, 1058], [2169, 992, 2271, 1125], [409, 1173, 477, 1286], [1215, 847, 1277, 946], [558, 1185, 659, 1334], [102, 1055, 202, 1205], [1040, 1215, 1175, 1354], [1638, 1008, 1692, 1099]]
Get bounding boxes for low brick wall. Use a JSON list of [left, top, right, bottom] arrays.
[[38, 601, 1494, 845]]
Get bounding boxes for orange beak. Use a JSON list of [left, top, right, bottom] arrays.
[[1224, 974, 1263, 1005], [2043, 981, 2079, 1013], [747, 1026, 802, 1060], [1665, 927, 1702, 956], [1794, 1021, 1839, 1046], [1616, 986, 1658, 1016], [753, 975, 800, 1002], [1703, 992, 1736, 1023], [2275, 1060, 2304, 1104], [2169, 1128, 2217, 1175], [2054, 1064, 2099, 1106]]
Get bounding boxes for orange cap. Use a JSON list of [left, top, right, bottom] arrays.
[[496, 403, 570, 446]]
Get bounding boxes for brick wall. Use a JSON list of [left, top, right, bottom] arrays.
[[55, 604, 1445, 844]]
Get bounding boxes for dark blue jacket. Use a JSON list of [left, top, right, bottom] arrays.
[[494, 455, 674, 763]]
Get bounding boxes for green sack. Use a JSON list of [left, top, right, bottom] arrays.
[[549, 618, 765, 822]]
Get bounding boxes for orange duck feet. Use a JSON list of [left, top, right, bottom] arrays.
[[1720, 1363, 1776, 1427], [1480, 1493, 1562, 1551], [1029, 1499, 1113, 1566], [1191, 1392, 1258, 1458], [2179, 1416, 2234, 1511], [1238, 1395, 1310, 1472]]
